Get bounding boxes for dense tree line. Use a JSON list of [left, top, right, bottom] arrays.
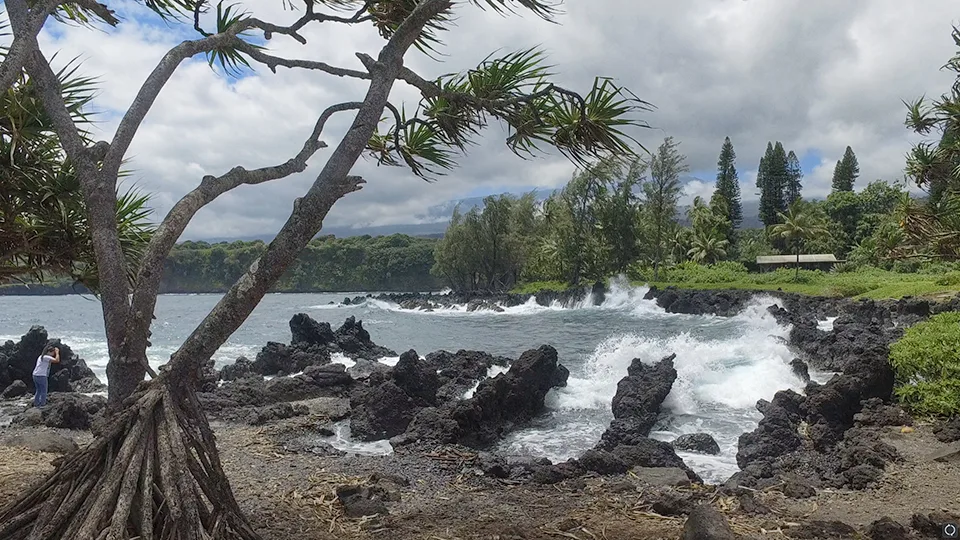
[[432, 131, 927, 290], [162, 234, 441, 292]]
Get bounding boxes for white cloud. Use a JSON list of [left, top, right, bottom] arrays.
[[21, 0, 960, 239]]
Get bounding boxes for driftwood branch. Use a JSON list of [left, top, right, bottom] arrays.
[[122, 102, 363, 373]]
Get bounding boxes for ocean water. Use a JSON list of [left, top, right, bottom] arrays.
[[0, 278, 829, 483]]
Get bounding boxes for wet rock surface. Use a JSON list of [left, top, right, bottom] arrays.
[[426, 349, 511, 403], [230, 315, 398, 379], [597, 354, 677, 450], [392, 345, 569, 448], [672, 433, 721, 455], [12, 393, 105, 430]]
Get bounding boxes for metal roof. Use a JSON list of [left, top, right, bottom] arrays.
[[756, 254, 840, 264]]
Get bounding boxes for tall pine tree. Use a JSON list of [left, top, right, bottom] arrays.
[[713, 137, 743, 235], [831, 146, 859, 192], [757, 141, 788, 227], [785, 150, 803, 205]]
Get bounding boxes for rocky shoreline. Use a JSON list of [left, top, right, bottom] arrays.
[[2, 287, 960, 538]]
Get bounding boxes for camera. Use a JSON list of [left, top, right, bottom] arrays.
[[943, 522, 959, 539]]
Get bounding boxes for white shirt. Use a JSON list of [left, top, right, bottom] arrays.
[[33, 355, 56, 377]]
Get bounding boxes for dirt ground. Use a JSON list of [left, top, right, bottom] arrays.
[[1, 407, 958, 540]]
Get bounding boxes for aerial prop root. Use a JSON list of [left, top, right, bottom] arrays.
[[0, 377, 260, 540]]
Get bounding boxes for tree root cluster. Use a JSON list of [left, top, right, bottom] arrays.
[[0, 379, 260, 540]]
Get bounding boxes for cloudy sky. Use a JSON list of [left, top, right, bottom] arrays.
[[25, 0, 960, 239]]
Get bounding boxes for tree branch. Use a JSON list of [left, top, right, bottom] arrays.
[[101, 29, 248, 181], [121, 102, 362, 370], [246, 1, 373, 44], [234, 41, 371, 79], [0, 0, 118, 94], [165, 0, 453, 376]]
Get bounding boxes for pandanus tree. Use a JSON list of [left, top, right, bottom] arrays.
[[0, 39, 153, 286], [0, 0, 649, 537]]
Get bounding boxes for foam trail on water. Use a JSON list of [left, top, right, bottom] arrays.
[[500, 294, 806, 483], [324, 421, 394, 456]]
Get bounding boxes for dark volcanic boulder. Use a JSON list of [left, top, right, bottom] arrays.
[[290, 313, 335, 346], [426, 349, 511, 403], [1, 380, 27, 399], [680, 505, 737, 540], [646, 287, 751, 317], [933, 417, 960, 443], [672, 433, 721, 455], [612, 440, 701, 482], [597, 354, 677, 450], [804, 338, 895, 450], [266, 365, 352, 402], [736, 390, 804, 469], [854, 397, 913, 427], [790, 358, 811, 384], [252, 342, 294, 376], [0, 327, 103, 393], [30, 393, 105, 430], [219, 356, 257, 381], [444, 345, 568, 447], [333, 316, 396, 361], [350, 381, 419, 441], [393, 345, 569, 448], [392, 350, 439, 404], [196, 358, 219, 392], [349, 350, 440, 441], [867, 517, 915, 540]]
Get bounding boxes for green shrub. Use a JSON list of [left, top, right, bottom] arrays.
[[935, 272, 960, 286], [511, 280, 570, 294], [889, 312, 960, 416], [661, 261, 748, 284], [826, 281, 878, 297]]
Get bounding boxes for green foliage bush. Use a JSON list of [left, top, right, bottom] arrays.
[[936, 272, 960, 286], [661, 261, 748, 283], [889, 312, 960, 416]]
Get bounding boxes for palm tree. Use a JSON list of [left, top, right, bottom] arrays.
[[770, 199, 829, 281], [687, 230, 729, 264]]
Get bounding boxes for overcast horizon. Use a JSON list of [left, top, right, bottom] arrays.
[[28, 0, 960, 240]]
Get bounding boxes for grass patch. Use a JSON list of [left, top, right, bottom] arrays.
[[510, 280, 572, 295], [629, 262, 960, 299]]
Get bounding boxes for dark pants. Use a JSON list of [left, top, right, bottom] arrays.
[[33, 375, 48, 407]]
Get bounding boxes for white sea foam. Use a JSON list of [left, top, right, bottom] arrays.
[[500, 294, 807, 483], [817, 317, 838, 331], [330, 352, 356, 369], [323, 421, 394, 456], [462, 364, 511, 399]]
